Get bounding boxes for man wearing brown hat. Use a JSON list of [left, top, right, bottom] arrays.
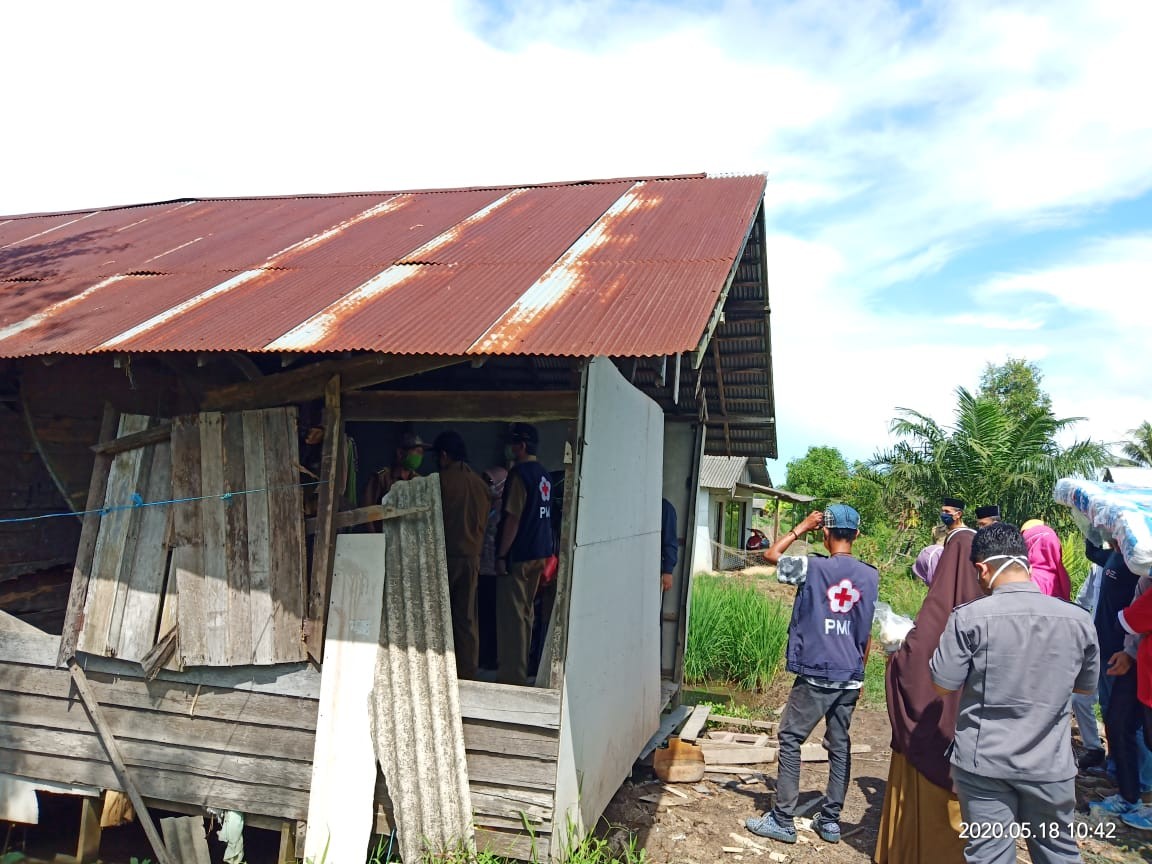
[[433, 429, 490, 681], [496, 423, 554, 685]]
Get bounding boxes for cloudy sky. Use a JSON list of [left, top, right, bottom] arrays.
[[6, 1, 1150, 477]]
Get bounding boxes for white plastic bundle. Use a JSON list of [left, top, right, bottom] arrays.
[[873, 601, 914, 654], [1054, 478, 1152, 576]]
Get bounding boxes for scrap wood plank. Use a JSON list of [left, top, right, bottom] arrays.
[[58, 403, 119, 666], [639, 704, 693, 760], [800, 743, 871, 762], [701, 743, 778, 765], [67, 661, 175, 864], [160, 815, 211, 864], [263, 407, 307, 663], [679, 703, 711, 743], [305, 375, 342, 663], [710, 714, 777, 731]]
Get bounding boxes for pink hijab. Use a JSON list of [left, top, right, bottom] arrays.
[[1022, 522, 1070, 600]]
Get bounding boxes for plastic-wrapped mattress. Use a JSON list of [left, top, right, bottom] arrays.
[[1054, 478, 1152, 576]]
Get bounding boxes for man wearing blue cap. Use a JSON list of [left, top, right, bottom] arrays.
[[747, 504, 879, 846]]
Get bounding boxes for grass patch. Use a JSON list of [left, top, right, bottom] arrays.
[[684, 574, 791, 692], [863, 649, 888, 707], [878, 572, 928, 620]]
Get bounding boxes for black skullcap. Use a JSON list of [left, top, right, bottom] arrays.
[[942, 496, 965, 510]]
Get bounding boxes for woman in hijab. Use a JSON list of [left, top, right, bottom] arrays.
[[1021, 519, 1071, 600], [875, 500, 984, 864]]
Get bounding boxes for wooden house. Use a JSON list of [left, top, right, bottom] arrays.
[[0, 174, 777, 862]]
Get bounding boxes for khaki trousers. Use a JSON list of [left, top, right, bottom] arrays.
[[446, 556, 480, 681], [496, 558, 546, 685]]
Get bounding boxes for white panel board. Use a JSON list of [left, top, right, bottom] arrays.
[[304, 535, 385, 864], [555, 358, 663, 841]]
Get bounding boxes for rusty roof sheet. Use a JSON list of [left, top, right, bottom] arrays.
[[0, 174, 765, 358]]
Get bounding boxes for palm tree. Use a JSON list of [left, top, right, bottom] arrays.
[[872, 388, 1109, 529], [1121, 421, 1152, 466]]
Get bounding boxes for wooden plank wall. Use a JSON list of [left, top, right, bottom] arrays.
[[1, 627, 561, 861], [170, 408, 306, 667], [78, 415, 171, 661]]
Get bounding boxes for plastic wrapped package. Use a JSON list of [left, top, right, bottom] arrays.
[[873, 601, 915, 654], [1054, 478, 1152, 576]]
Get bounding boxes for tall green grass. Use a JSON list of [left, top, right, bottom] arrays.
[[684, 575, 791, 692], [878, 572, 929, 620]]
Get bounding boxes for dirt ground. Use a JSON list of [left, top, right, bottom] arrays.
[[601, 675, 1152, 864]]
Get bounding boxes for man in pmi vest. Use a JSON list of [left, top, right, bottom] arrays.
[[495, 423, 554, 685], [746, 504, 879, 845]]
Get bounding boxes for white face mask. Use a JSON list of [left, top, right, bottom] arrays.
[[979, 554, 1031, 588]]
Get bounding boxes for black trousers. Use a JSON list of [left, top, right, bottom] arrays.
[[1104, 668, 1144, 803]]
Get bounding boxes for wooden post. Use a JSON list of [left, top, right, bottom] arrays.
[[305, 375, 342, 663], [772, 498, 781, 542], [67, 661, 176, 864], [58, 403, 119, 666], [76, 796, 102, 863], [278, 821, 297, 864]]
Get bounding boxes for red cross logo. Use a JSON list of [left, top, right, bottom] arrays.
[[827, 579, 861, 614], [539, 476, 551, 502]]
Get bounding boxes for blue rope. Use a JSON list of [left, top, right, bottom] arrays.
[[0, 480, 327, 524]]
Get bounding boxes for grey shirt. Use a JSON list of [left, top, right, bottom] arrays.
[[929, 581, 1099, 782]]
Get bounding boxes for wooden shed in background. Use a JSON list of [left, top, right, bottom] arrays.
[[0, 173, 777, 862]]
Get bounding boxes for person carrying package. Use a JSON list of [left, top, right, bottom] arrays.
[[432, 430, 491, 681], [746, 504, 878, 846], [875, 494, 982, 864], [930, 522, 1099, 864], [495, 423, 554, 686], [1118, 569, 1152, 831]]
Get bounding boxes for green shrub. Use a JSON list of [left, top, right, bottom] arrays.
[[684, 575, 790, 692]]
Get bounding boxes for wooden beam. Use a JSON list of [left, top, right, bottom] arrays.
[[58, 403, 119, 666], [304, 503, 428, 535], [229, 353, 264, 381], [711, 338, 731, 457], [77, 796, 102, 863], [343, 389, 580, 422], [201, 354, 466, 412], [91, 422, 172, 456], [68, 661, 176, 864], [679, 703, 711, 743], [304, 376, 343, 663]]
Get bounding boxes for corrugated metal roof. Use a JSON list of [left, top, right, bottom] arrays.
[[0, 175, 766, 358], [699, 456, 749, 492]]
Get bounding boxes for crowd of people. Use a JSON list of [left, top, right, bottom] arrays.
[[743, 495, 1152, 864]]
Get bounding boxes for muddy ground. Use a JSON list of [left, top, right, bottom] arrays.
[[601, 674, 1152, 864]]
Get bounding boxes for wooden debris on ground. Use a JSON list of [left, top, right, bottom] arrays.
[[709, 714, 777, 731], [679, 703, 712, 742], [700, 742, 778, 765], [639, 793, 693, 808]]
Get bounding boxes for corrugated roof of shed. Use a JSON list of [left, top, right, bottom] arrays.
[[0, 174, 766, 358], [700, 456, 749, 492]]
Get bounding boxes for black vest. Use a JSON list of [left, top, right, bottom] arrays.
[[503, 461, 554, 563]]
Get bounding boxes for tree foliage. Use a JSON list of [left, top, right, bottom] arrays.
[[1121, 421, 1152, 466], [785, 446, 888, 529], [978, 357, 1053, 425], [872, 387, 1108, 529]]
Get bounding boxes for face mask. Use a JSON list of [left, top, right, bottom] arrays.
[[978, 554, 1030, 590], [940, 512, 955, 526], [402, 452, 423, 472]]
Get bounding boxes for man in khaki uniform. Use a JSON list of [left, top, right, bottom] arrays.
[[433, 430, 490, 680]]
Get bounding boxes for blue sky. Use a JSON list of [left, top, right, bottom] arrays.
[[5, 1, 1150, 479]]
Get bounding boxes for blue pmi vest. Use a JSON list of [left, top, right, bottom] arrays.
[[504, 461, 555, 563], [785, 555, 879, 682]]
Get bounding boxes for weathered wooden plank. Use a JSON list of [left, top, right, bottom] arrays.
[[160, 815, 211, 864], [343, 390, 580, 422], [171, 415, 205, 667], [221, 411, 252, 664], [462, 719, 560, 761], [708, 714, 777, 731], [467, 785, 554, 822], [474, 827, 550, 862], [466, 751, 556, 791], [0, 663, 319, 732], [679, 703, 711, 743], [67, 662, 176, 864], [116, 439, 173, 662], [264, 407, 306, 662], [0, 721, 312, 790], [699, 743, 777, 765], [304, 503, 428, 535], [79, 414, 151, 657], [200, 354, 466, 412], [1, 750, 309, 820], [91, 423, 173, 456], [456, 680, 562, 730], [198, 412, 229, 666], [304, 535, 385, 864], [0, 690, 316, 762], [58, 402, 119, 665], [243, 410, 274, 665], [305, 376, 342, 663]]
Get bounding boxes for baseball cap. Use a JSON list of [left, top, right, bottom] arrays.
[[824, 503, 861, 531], [399, 431, 427, 449], [507, 422, 539, 446]]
